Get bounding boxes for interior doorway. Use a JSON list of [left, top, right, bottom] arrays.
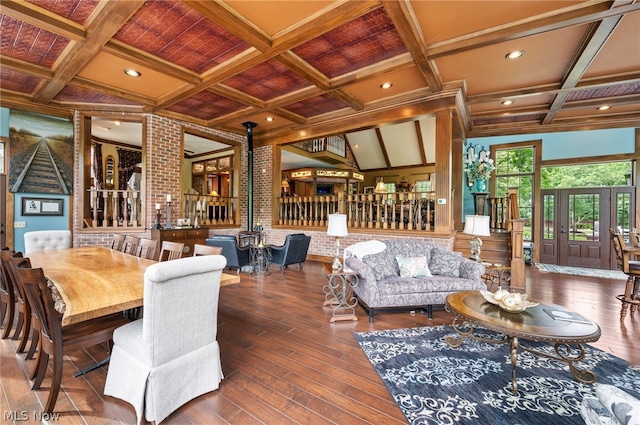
[[540, 187, 635, 269]]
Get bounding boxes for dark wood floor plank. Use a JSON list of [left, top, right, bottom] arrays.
[[1, 261, 638, 424]]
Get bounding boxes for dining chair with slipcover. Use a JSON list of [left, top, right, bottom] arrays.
[[104, 255, 227, 424], [24, 230, 72, 254]]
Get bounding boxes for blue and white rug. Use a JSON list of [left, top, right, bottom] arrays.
[[535, 263, 627, 280], [354, 326, 639, 425]]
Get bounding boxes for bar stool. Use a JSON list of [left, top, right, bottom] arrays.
[[609, 228, 640, 319]]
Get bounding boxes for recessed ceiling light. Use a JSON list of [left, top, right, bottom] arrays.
[[265, 116, 274, 122], [123, 68, 141, 77], [114, 120, 121, 126], [597, 105, 611, 111], [501, 100, 514, 105], [380, 82, 393, 89], [505, 50, 525, 60]]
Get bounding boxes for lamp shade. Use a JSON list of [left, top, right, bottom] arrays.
[[463, 215, 491, 237], [208, 190, 219, 197], [327, 213, 348, 237], [374, 180, 387, 194]]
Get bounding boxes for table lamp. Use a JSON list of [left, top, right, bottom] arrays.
[[327, 213, 348, 271], [463, 215, 491, 262]]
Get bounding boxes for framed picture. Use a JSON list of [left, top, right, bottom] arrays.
[[364, 186, 374, 194], [22, 197, 63, 216]]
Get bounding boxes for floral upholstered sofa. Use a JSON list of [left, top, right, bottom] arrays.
[[344, 239, 486, 322]]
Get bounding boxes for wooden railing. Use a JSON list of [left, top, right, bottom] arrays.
[[86, 189, 142, 228], [487, 188, 519, 231], [182, 193, 237, 226], [279, 192, 436, 231]]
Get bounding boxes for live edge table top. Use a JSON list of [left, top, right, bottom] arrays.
[[445, 290, 601, 344]]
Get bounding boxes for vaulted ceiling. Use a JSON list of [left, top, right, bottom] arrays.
[[1, 0, 639, 170]]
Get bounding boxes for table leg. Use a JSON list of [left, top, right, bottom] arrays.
[[73, 355, 110, 377], [510, 336, 519, 393], [323, 273, 358, 322], [518, 342, 597, 384]]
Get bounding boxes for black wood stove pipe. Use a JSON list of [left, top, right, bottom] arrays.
[[242, 121, 257, 232]]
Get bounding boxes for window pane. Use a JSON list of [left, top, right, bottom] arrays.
[[496, 147, 534, 174]]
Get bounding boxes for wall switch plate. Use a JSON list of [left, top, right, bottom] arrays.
[[437, 198, 446, 205], [14, 221, 26, 228]]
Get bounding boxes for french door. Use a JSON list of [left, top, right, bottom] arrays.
[[540, 187, 635, 269]]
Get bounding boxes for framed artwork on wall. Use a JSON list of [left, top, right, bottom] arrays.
[[21, 197, 64, 216]]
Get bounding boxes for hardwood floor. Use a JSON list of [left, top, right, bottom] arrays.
[[1, 262, 638, 424]]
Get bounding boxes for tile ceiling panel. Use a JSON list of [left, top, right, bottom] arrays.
[[166, 91, 247, 121], [0, 15, 70, 68], [0, 68, 41, 94], [473, 114, 545, 126], [114, 1, 249, 74], [567, 82, 640, 102], [223, 59, 311, 101], [292, 8, 407, 79], [26, 0, 101, 25], [54, 86, 140, 105], [283, 93, 347, 118]]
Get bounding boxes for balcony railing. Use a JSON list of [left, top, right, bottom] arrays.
[[278, 191, 517, 233], [182, 193, 238, 226], [86, 189, 142, 228], [279, 192, 436, 231]]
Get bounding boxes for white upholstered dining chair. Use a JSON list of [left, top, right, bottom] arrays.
[[23, 230, 72, 254], [104, 254, 227, 424]]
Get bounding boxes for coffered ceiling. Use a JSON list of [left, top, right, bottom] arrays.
[[1, 0, 639, 170]]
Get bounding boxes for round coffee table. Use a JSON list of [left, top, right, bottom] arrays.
[[445, 290, 601, 393]]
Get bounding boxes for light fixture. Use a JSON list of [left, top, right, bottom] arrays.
[[123, 68, 141, 77], [374, 178, 387, 194], [208, 190, 219, 197], [501, 100, 514, 105], [114, 120, 121, 126], [281, 178, 290, 193], [327, 213, 348, 271], [505, 50, 525, 60], [597, 105, 611, 111], [463, 215, 491, 263], [380, 82, 393, 89], [265, 116, 274, 122]]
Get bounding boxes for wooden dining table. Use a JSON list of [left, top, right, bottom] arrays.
[[27, 246, 240, 326]]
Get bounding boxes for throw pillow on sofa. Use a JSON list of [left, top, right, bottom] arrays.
[[362, 250, 398, 280], [429, 246, 463, 278], [396, 256, 432, 278]]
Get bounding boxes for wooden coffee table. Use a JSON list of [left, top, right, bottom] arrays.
[[445, 290, 601, 393]]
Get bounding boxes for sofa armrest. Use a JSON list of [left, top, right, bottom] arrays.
[[345, 257, 376, 283], [459, 259, 485, 282]]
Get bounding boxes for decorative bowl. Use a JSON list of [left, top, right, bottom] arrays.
[[480, 290, 538, 313]]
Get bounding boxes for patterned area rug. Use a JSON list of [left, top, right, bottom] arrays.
[[535, 263, 627, 280], [354, 326, 640, 425]]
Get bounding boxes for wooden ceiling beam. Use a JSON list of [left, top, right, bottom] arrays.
[[183, 0, 272, 51], [0, 90, 73, 119], [381, 0, 441, 91], [543, 7, 626, 124], [0, 56, 53, 79], [375, 127, 391, 169], [207, 84, 266, 109], [426, 1, 636, 58], [34, 0, 146, 103], [0, 0, 85, 41], [103, 41, 201, 86]]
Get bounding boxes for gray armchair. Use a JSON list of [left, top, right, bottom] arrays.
[[205, 235, 250, 273], [270, 233, 311, 270]]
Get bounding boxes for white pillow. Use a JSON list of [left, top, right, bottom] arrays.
[[396, 256, 432, 278]]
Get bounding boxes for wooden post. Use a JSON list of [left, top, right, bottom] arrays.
[[510, 218, 526, 291]]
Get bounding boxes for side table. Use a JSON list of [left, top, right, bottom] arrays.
[[482, 262, 511, 291], [322, 264, 359, 322], [250, 244, 271, 275]]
